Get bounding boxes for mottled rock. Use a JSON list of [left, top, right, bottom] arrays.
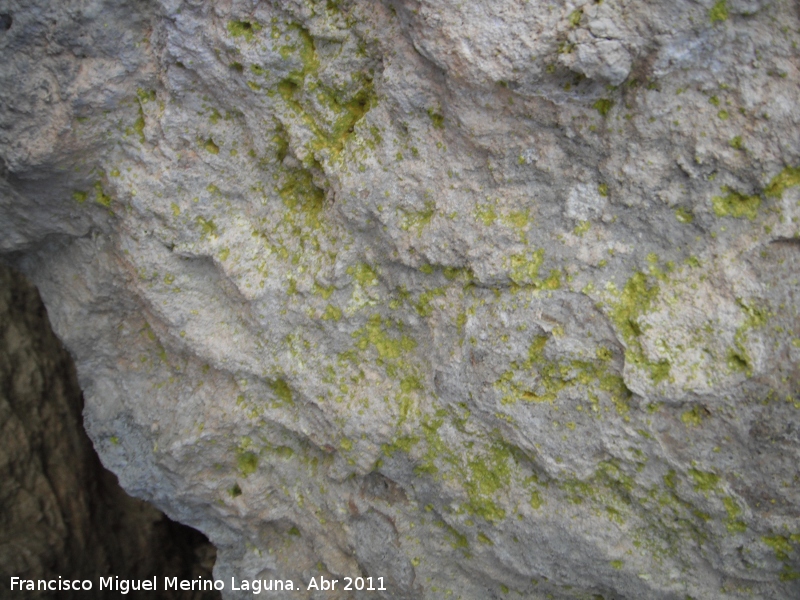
[[2, 0, 800, 598]]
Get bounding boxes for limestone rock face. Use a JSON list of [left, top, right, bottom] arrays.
[[2, 0, 800, 598]]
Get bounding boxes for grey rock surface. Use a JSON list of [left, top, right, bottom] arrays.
[[2, 0, 800, 598]]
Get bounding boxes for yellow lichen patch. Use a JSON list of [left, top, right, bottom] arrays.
[[347, 263, 379, 287], [321, 304, 342, 321], [495, 333, 630, 413], [94, 182, 112, 207], [278, 168, 325, 230], [237, 450, 259, 476], [196, 217, 218, 239], [475, 203, 497, 226], [607, 272, 671, 384], [681, 405, 706, 427], [709, 0, 728, 23], [675, 207, 693, 223], [507, 250, 544, 285], [764, 166, 800, 199], [269, 23, 376, 163], [268, 377, 294, 406], [711, 188, 760, 220], [227, 20, 262, 43], [203, 138, 220, 155], [688, 468, 719, 493], [351, 314, 417, 378], [573, 221, 590, 236]]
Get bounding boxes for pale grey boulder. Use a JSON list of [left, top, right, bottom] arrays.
[[2, 0, 800, 599]]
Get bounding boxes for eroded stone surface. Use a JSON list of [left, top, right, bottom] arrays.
[[2, 0, 800, 598]]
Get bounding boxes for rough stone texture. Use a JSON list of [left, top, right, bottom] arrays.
[[1, 0, 800, 598], [0, 264, 220, 599]]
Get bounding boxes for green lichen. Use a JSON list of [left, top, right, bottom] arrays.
[[574, 221, 591, 237], [347, 263, 379, 287], [133, 105, 146, 143], [443, 523, 469, 550], [72, 191, 88, 204], [402, 200, 435, 233], [495, 334, 631, 413], [351, 314, 417, 371], [681, 405, 705, 427], [322, 305, 342, 321], [227, 20, 262, 43], [477, 532, 493, 545], [727, 300, 768, 376], [415, 287, 446, 317], [722, 497, 746, 533], [271, 24, 377, 162], [688, 468, 719, 493], [501, 209, 530, 234], [475, 203, 497, 226], [711, 188, 760, 220], [764, 166, 800, 199], [507, 250, 545, 285], [593, 98, 614, 117], [196, 217, 217, 239], [426, 108, 445, 129], [608, 272, 671, 384], [462, 443, 512, 523], [268, 378, 294, 406], [709, 0, 728, 23], [762, 534, 798, 561], [541, 270, 562, 290], [279, 167, 325, 230], [94, 182, 112, 207], [675, 207, 694, 223], [726, 347, 751, 373], [203, 138, 220, 155], [381, 434, 419, 456], [136, 88, 156, 103], [237, 451, 259, 476]]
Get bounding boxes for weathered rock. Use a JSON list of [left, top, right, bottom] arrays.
[[0, 264, 219, 599], [2, 0, 800, 598]]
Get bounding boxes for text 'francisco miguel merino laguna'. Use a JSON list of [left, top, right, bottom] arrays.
[[10, 575, 388, 594]]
